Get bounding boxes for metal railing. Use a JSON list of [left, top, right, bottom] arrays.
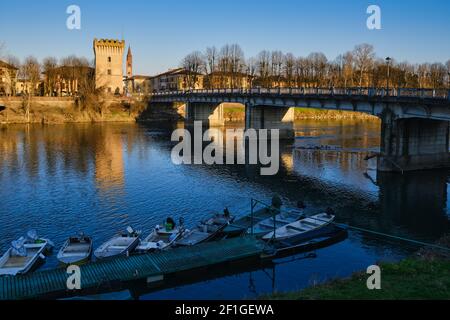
[[149, 87, 450, 100]]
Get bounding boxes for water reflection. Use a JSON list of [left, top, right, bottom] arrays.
[[0, 121, 448, 299]]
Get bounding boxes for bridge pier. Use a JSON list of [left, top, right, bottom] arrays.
[[185, 102, 225, 126], [245, 104, 295, 139], [378, 109, 450, 172]]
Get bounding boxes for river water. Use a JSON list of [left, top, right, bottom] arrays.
[[0, 120, 449, 299]]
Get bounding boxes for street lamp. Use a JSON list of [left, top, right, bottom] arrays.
[[385, 57, 392, 95]]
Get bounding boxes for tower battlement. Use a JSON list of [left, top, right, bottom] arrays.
[[93, 39, 125, 48]]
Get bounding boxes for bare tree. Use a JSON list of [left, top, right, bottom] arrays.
[[205, 46, 218, 74], [229, 44, 245, 88], [181, 51, 205, 90], [21, 56, 41, 122], [446, 60, 450, 88], [42, 57, 58, 96], [271, 51, 284, 87], [308, 52, 328, 87], [256, 51, 271, 87], [284, 53, 295, 87], [246, 57, 257, 88], [353, 44, 375, 87]]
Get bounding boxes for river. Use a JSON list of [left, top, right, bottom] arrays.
[[0, 120, 449, 299]]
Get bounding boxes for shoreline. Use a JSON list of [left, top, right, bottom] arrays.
[[263, 235, 450, 300], [0, 99, 378, 125]]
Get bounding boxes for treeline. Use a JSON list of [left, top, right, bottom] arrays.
[[3, 54, 94, 97], [1, 52, 105, 116], [181, 43, 450, 89]]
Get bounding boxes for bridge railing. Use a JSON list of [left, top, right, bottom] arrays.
[[150, 87, 450, 100]]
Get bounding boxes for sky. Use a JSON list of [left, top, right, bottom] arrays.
[[0, 0, 449, 75]]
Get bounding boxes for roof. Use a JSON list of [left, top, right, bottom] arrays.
[[0, 60, 18, 70], [42, 65, 94, 75], [131, 75, 151, 80], [207, 71, 251, 78], [151, 68, 204, 78]]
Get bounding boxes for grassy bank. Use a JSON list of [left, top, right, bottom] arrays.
[[294, 108, 377, 120], [266, 258, 450, 300], [222, 106, 377, 122], [0, 100, 142, 124], [265, 236, 450, 300]]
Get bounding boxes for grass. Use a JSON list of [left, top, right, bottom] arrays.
[[264, 258, 450, 300]]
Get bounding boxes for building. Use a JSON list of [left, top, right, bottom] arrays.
[[150, 68, 204, 92], [204, 71, 252, 89], [93, 39, 125, 95], [0, 60, 18, 96], [126, 75, 152, 95], [43, 65, 95, 97], [15, 79, 44, 96]]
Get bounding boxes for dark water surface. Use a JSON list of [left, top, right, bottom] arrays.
[[0, 120, 449, 299]]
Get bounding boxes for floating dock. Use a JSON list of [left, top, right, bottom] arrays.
[[0, 236, 265, 300]]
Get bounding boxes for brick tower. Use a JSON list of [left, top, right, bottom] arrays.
[[93, 38, 125, 94]]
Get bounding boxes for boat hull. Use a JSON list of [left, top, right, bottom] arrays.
[[94, 237, 140, 259]]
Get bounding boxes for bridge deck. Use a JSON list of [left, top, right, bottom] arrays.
[[0, 236, 265, 300]]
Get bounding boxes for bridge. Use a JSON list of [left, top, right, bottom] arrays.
[[149, 87, 450, 173]]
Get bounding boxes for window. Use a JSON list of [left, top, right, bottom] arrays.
[[108, 57, 112, 63], [107, 69, 112, 75]]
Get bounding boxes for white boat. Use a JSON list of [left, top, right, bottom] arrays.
[[262, 213, 335, 241], [176, 212, 234, 247], [57, 234, 93, 265], [0, 231, 53, 276], [94, 227, 141, 259], [137, 225, 185, 252], [248, 209, 305, 236]]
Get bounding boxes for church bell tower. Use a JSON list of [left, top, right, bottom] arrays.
[[126, 46, 133, 79]]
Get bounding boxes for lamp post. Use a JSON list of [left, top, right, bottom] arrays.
[[385, 57, 392, 96]]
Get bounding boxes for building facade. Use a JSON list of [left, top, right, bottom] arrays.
[[0, 60, 18, 96], [43, 66, 95, 97], [204, 71, 252, 89], [150, 68, 204, 92], [93, 39, 125, 95]]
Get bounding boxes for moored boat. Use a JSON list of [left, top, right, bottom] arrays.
[[176, 212, 234, 247], [262, 213, 335, 242], [137, 218, 186, 252], [248, 209, 305, 236], [57, 234, 93, 265], [94, 227, 141, 259], [0, 231, 53, 276]]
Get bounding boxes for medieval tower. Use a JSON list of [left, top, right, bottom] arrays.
[[93, 39, 125, 94], [126, 46, 133, 79]]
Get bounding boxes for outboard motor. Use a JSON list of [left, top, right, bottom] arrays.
[[271, 195, 282, 210], [27, 230, 38, 242]]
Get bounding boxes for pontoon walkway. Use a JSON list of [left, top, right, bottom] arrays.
[[0, 236, 265, 300]]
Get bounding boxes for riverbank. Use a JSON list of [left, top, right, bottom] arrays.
[[1, 98, 377, 124], [0, 97, 144, 124], [265, 236, 450, 300], [222, 106, 377, 122]]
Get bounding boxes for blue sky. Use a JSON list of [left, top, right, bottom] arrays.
[[0, 0, 449, 75]]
